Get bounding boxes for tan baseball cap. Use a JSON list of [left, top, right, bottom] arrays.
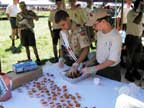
[[86, 8, 109, 26]]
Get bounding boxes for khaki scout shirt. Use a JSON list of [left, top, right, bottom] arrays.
[[16, 10, 37, 30], [49, 9, 61, 30], [127, 10, 143, 37], [67, 8, 87, 25], [60, 21, 90, 57]]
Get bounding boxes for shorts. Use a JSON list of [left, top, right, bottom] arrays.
[[9, 17, 17, 29], [20, 29, 36, 46], [52, 29, 61, 45]]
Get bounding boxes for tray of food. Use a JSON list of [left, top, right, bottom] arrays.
[[60, 70, 89, 83]]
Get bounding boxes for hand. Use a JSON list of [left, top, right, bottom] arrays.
[[69, 62, 79, 73], [67, 62, 79, 77], [81, 66, 98, 75], [58, 58, 64, 68]]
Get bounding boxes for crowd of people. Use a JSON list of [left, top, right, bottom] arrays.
[[3, 0, 144, 107], [5, 0, 144, 82]]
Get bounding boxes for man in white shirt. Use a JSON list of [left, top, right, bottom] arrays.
[[81, 8, 122, 81], [125, 0, 144, 82], [6, 0, 20, 48]]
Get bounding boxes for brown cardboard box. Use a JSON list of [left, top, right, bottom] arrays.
[[7, 67, 42, 90]]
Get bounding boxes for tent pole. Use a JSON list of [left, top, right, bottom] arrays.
[[121, 0, 124, 30], [114, 0, 117, 27]]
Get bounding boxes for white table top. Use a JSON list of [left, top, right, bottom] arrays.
[[2, 63, 144, 108]]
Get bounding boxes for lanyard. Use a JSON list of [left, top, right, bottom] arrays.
[[60, 30, 77, 61]]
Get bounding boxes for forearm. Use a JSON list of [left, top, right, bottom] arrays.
[[95, 60, 115, 70], [86, 55, 96, 66], [77, 47, 89, 64]]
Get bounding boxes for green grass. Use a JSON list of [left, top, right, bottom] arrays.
[[0, 18, 54, 72]]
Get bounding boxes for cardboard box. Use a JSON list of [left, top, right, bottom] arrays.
[[7, 67, 42, 90]]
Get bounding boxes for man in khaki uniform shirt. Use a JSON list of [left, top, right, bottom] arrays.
[[67, 0, 86, 26], [48, 0, 64, 62], [17, 1, 40, 64], [55, 10, 90, 73], [124, 0, 144, 82]]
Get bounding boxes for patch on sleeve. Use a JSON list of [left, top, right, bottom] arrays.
[[79, 27, 87, 36], [80, 31, 86, 36], [89, 12, 93, 17]]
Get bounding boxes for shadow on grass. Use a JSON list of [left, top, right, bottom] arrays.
[[40, 57, 58, 65], [5, 44, 22, 54]]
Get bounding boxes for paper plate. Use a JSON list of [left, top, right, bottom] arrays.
[[60, 71, 89, 83]]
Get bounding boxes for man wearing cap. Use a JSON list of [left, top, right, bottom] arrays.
[[16, 1, 41, 64], [81, 8, 122, 81], [6, 0, 20, 48], [48, 0, 64, 62], [55, 10, 90, 73], [67, 0, 86, 26]]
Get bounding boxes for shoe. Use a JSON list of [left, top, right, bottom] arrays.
[[11, 46, 17, 53], [36, 59, 41, 65], [125, 71, 135, 82], [52, 58, 58, 63], [54, 57, 58, 62]]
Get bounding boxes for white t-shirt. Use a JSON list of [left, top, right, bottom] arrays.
[[6, 4, 20, 17], [96, 28, 122, 66]]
